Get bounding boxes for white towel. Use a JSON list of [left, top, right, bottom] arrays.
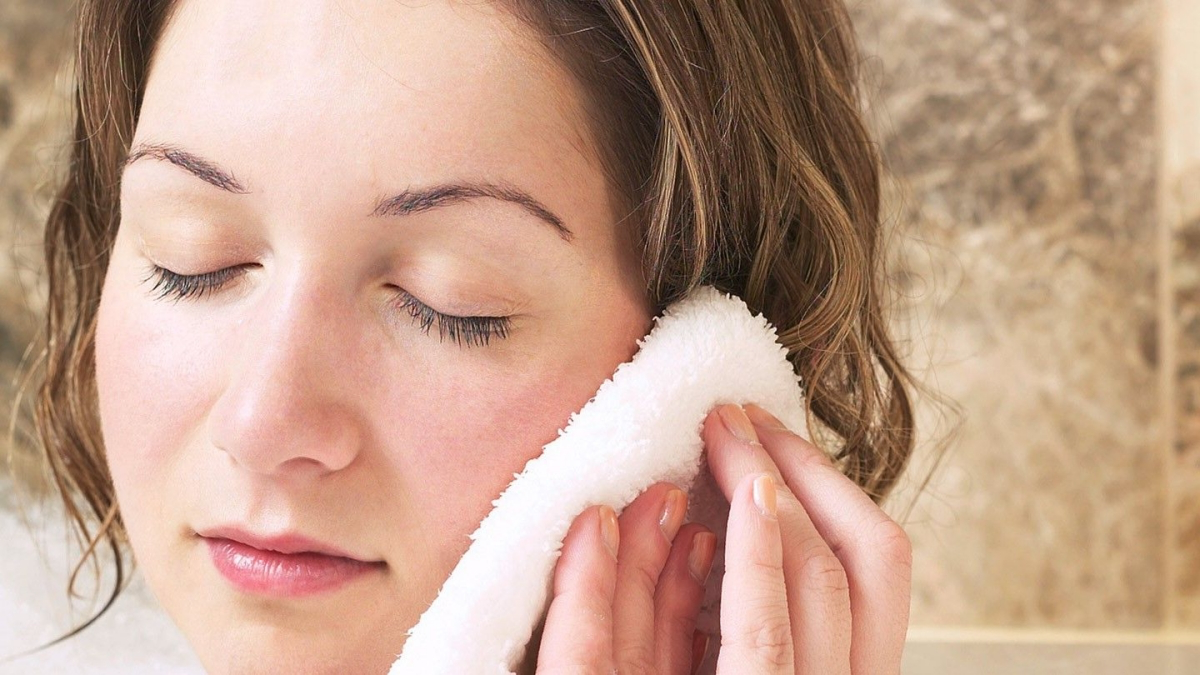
[[390, 284, 811, 674]]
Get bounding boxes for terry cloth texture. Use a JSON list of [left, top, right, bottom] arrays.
[[390, 284, 811, 675]]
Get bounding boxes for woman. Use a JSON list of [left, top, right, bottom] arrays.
[[24, 0, 920, 672]]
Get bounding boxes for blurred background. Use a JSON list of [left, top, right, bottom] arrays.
[[2, 0, 1198, 672]]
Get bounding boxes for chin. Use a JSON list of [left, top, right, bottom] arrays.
[[193, 639, 399, 675], [185, 614, 405, 675]]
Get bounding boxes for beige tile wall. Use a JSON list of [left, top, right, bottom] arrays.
[[848, 0, 1165, 630], [0, 0, 1190, 634], [1162, 0, 1200, 630], [0, 1, 71, 494]]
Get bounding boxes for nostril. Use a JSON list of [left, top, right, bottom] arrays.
[[207, 388, 363, 477]]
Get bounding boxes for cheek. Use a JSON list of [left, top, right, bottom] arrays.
[[403, 316, 644, 551], [95, 272, 221, 517], [400, 361, 587, 537], [94, 239, 649, 582]]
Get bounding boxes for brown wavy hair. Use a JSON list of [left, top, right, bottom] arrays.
[[9, 0, 944, 656]]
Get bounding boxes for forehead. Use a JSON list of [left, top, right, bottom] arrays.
[[136, 0, 605, 226]]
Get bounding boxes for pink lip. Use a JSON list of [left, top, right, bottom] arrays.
[[198, 528, 385, 597]]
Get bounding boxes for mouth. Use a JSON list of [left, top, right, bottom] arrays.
[[196, 527, 387, 597]]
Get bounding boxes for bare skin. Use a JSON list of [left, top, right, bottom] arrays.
[[94, 1, 912, 672], [537, 403, 914, 674]]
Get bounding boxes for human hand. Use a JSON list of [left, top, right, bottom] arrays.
[[533, 479, 713, 674], [535, 403, 913, 674]]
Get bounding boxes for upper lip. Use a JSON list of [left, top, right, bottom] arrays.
[[197, 525, 380, 563]]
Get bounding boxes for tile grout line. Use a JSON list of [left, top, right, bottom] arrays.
[[906, 626, 1200, 645], [1156, 0, 1178, 633]]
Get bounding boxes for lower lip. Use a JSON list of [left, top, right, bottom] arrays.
[[203, 537, 384, 597]]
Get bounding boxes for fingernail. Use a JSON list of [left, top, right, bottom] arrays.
[[743, 403, 790, 432], [687, 531, 717, 584], [690, 631, 710, 675], [599, 505, 620, 559], [717, 404, 759, 446], [753, 474, 777, 519], [659, 489, 687, 542]]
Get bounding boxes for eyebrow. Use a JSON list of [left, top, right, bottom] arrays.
[[122, 142, 575, 244], [125, 143, 249, 193]]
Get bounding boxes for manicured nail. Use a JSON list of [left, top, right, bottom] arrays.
[[690, 631, 710, 675], [687, 531, 717, 584], [717, 404, 759, 446], [599, 505, 620, 559], [743, 402, 790, 432], [659, 489, 687, 542], [753, 474, 777, 519]]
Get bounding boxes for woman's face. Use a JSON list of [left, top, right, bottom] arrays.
[[95, 0, 653, 671]]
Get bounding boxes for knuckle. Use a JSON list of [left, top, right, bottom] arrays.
[[873, 518, 914, 576], [799, 550, 850, 596], [622, 558, 664, 597], [567, 636, 611, 668], [725, 611, 793, 667], [663, 612, 698, 643], [539, 617, 613, 674], [754, 622, 794, 665], [613, 645, 655, 675], [747, 550, 784, 577]]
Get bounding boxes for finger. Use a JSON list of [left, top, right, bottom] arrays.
[[653, 523, 716, 674], [744, 403, 913, 675], [612, 482, 688, 672], [536, 505, 620, 674], [691, 631, 710, 675], [716, 472, 794, 673], [706, 404, 853, 674]]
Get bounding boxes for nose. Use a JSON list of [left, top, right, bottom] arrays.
[[207, 270, 366, 479]]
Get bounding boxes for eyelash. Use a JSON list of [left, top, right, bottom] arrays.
[[140, 264, 513, 348]]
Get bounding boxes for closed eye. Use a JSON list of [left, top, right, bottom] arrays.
[[140, 264, 514, 348]]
